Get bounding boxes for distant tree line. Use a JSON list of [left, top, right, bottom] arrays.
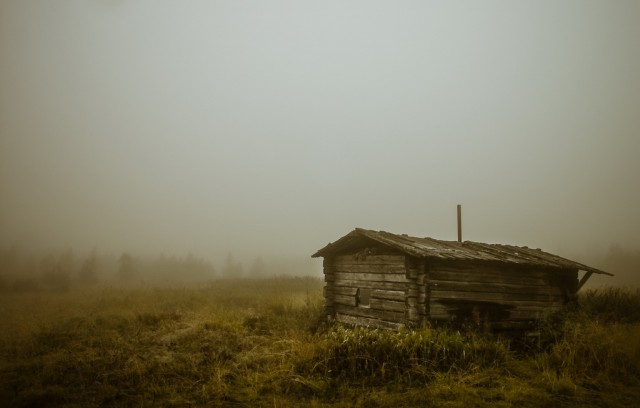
[[600, 244, 640, 286], [0, 247, 216, 292], [0, 246, 319, 292]]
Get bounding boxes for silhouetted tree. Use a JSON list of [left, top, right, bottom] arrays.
[[0, 245, 22, 276], [183, 253, 216, 280], [118, 253, 136, 281], [222, 252, 243, 278], [39, 251, 72, 291], [59, 249, 75, 276], [603, 244, 640, 285], [249, 256, 266, 278], [79, 252, 98, 284]]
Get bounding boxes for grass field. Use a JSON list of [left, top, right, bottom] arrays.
[[0, 278, 639, 407]]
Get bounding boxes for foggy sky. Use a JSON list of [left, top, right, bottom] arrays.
[[1, 1, 639, 262]]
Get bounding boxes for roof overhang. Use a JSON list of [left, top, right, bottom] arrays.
[[312, 228, 612, 277]]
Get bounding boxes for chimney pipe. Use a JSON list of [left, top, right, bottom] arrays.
[[457, 204, 462, 243]]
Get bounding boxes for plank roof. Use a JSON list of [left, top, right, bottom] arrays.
[[312, 228, 612, 276]]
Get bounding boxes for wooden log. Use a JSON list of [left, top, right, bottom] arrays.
[[430, 264, 576, 280], [369, 299, 406, 313], [431, 262, 556, 273], [333, 255, 405, 266], [371, 289, 405, 302], [332, 279, 407, 291], [328, 288, 409, 310], [334, 304, 406, 321], [429, 289, 564, 303], [332, 264, 406, 273], [429, 280, 564, 296], [406, 269, 419, 279], [576, 271, 593, 292], [430, 267, 553, 280], [333, 294, 358, 307], [430, 271, 554, 287], [329, 286, 359, 296], [332, 272, 408, 283]]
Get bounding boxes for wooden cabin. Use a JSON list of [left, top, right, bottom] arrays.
[[312, 228, 611, 331]]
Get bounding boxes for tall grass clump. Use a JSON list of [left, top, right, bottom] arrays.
[[539, 321, 640, 387], [311, 326, 510, 386], [579, 287, 640, 323], [535, 287, 640, 395], [537, 286, 640, 348]]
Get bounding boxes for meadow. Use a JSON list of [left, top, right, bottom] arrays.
[[0, 278, 639, 407]]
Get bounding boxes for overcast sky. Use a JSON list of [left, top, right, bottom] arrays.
[[1, 1, 639, 262]]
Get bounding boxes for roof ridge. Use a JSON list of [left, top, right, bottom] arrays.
[[311, 228, 611, 276]]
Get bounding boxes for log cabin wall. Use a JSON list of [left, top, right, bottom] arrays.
[[405, 256, 427, 326], [322, 258, 335, 316], [314, 228, 609, 331], [426, 262, 578, 331], [323, 252, 409, 330]]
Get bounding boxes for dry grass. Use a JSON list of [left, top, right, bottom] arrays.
[[0, 280, 639, 407]]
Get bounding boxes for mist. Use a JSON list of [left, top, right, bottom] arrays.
[[1, 1, 639, 283]]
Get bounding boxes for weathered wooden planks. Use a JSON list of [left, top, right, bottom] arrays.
[[322, 253, 410, 328], [332, 294, 357, 307], [332, 264, 406, 273], [429, 280, 564, 296], [404, 257, 426, 326], [425, 263, 574, 328], [333, 254, 406, 266], [327, 278, 407, 291], [331, 272, 407, 283], [334, 304, 405, 322], [369, 298, 406, 312], [371, 289, 406, 302], [329, 286, 359, 296], [323, 245, 579, 331], [430, 289, 564, 303], [430, 264, 575, 282], [327, 287, 406, 307], [430, 269, 552, 287]]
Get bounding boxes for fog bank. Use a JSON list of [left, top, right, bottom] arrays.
[[1, 1, 639, 284]]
